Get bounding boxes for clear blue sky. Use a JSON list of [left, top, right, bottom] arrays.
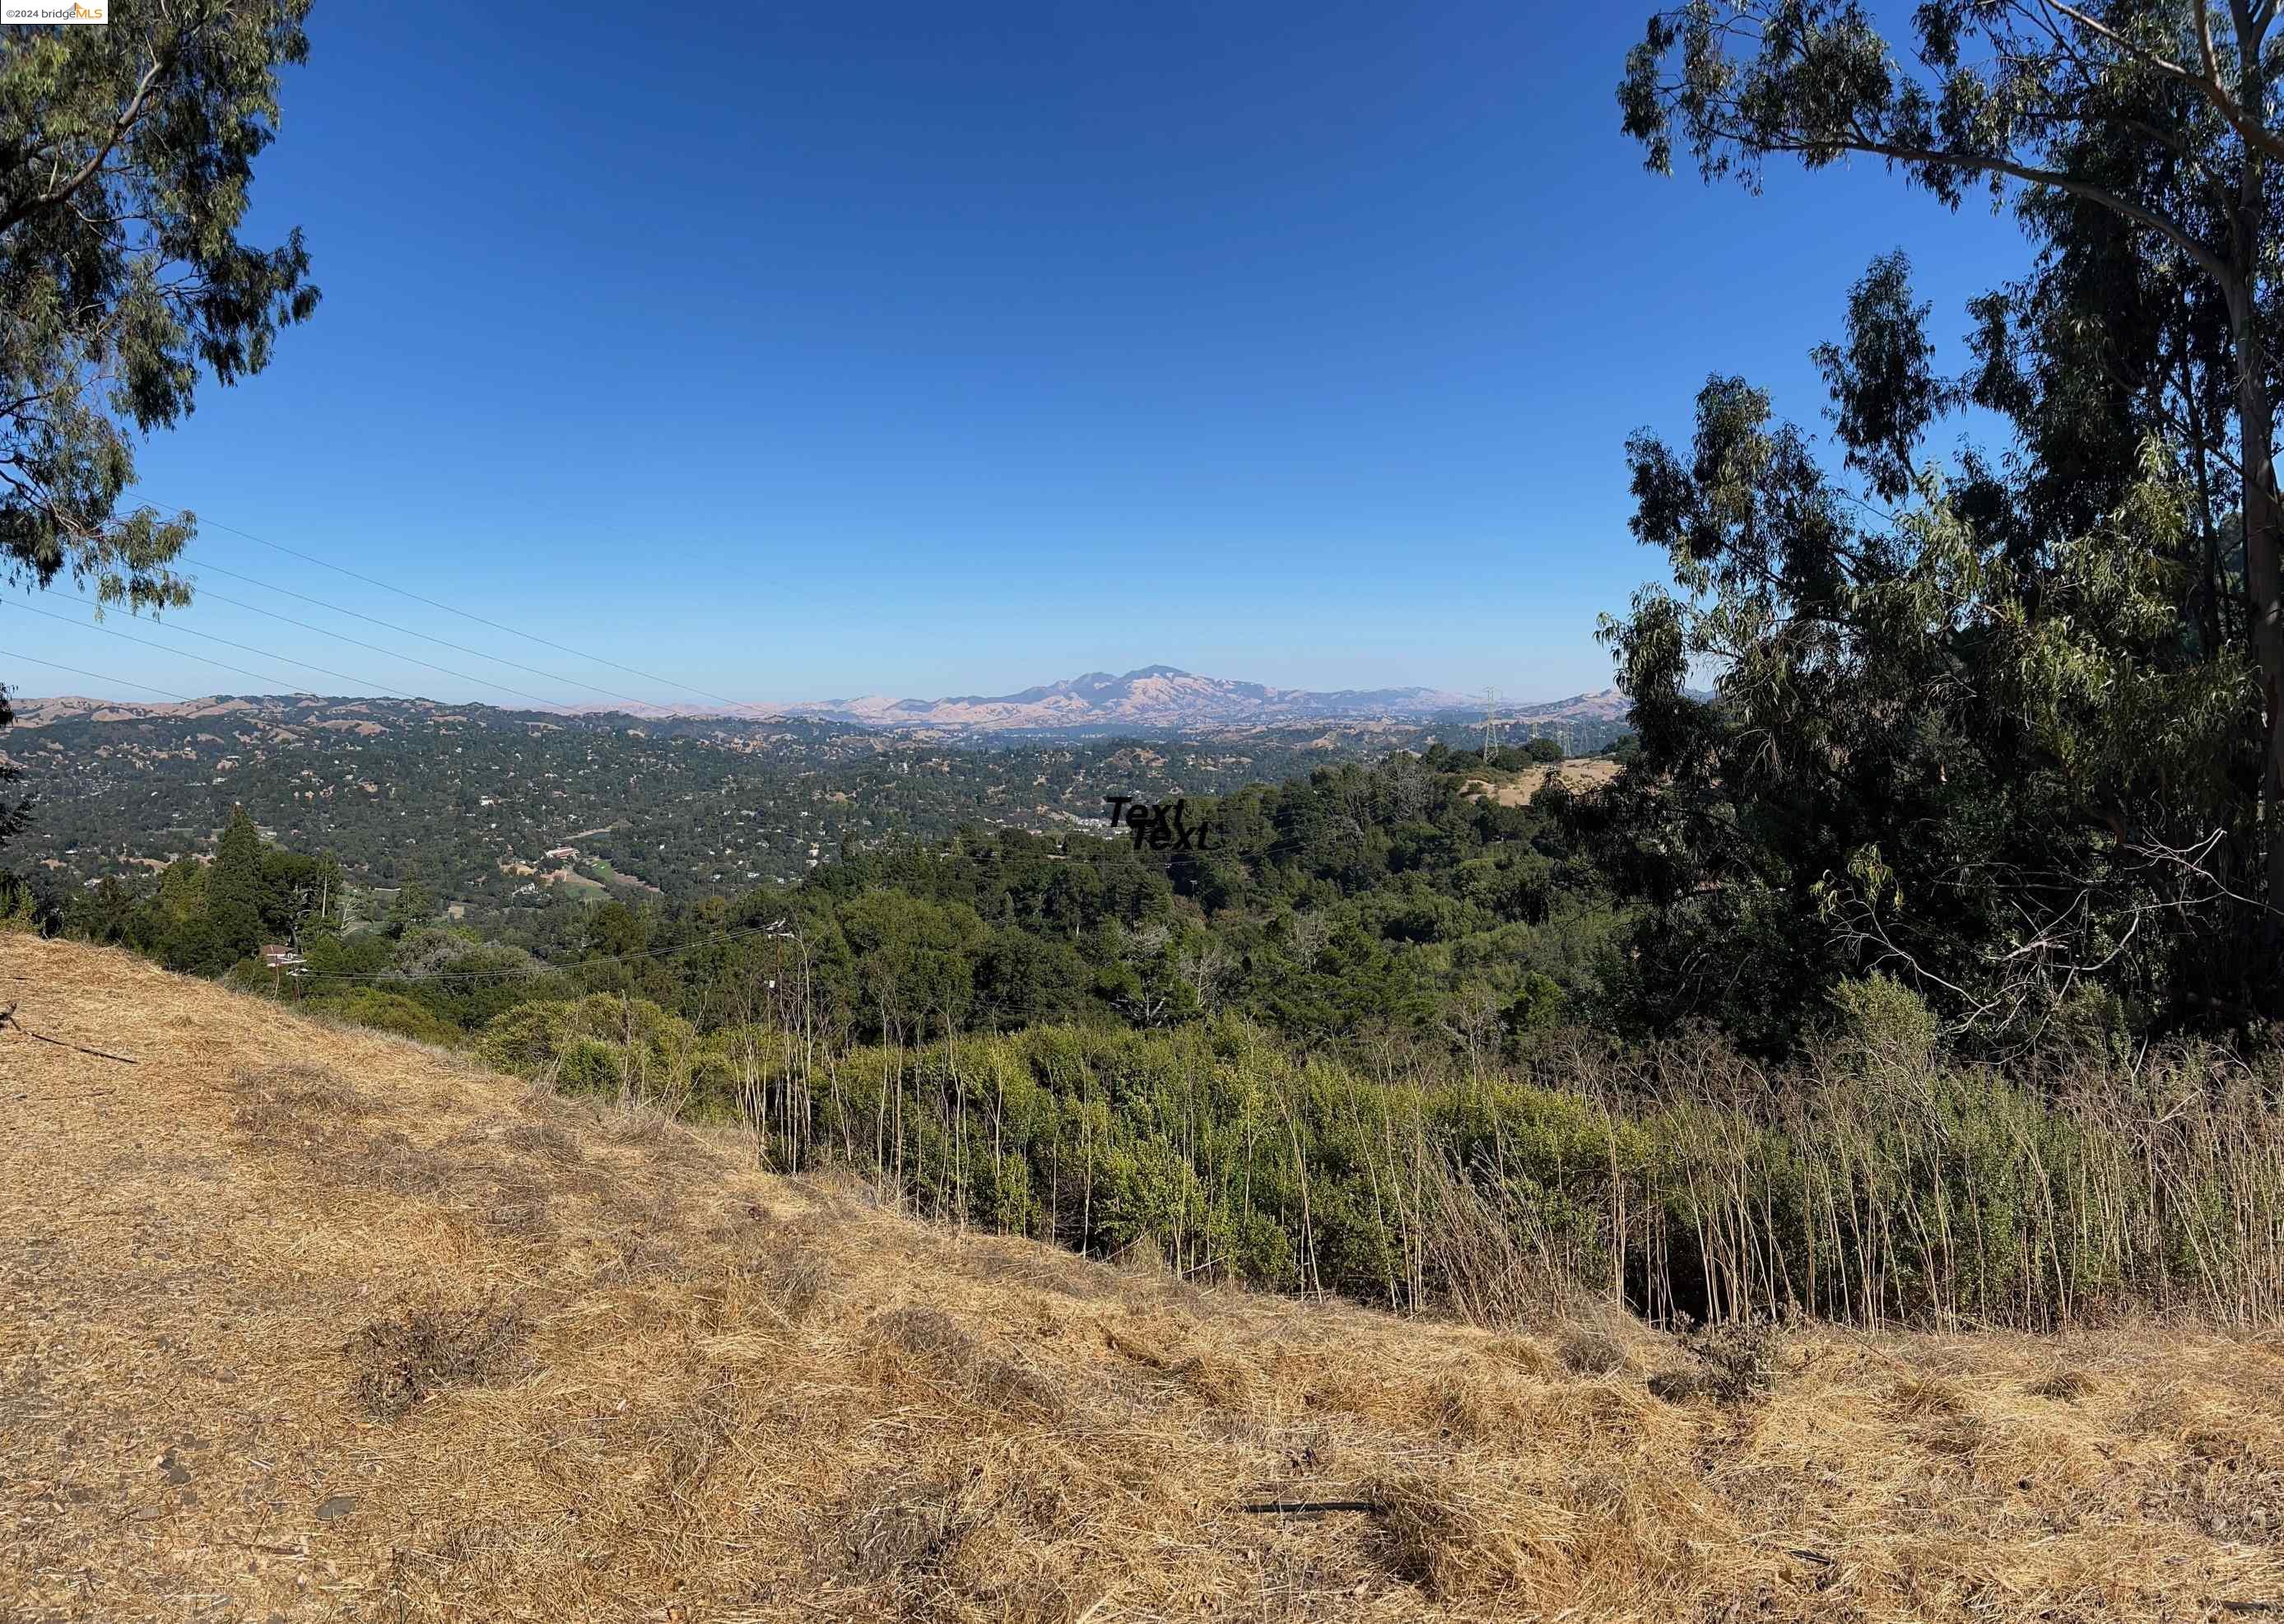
[[12, 0, 2027, 709]]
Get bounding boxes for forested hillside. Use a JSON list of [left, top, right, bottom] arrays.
[[49, 742, 1619, 1049], [3, 0, 2282, 1327], [6, 694, 1536, 910], [42, 728, 2284, 1337]]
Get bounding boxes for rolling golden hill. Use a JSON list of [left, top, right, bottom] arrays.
[[3, 934, 2282, 1622]]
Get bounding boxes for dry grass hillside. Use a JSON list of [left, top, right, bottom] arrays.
[[6, 935, 2284, 1622], [1458, 757, 1621, 807]]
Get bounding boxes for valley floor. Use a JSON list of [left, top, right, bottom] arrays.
[[3, 935, 2282, 1621]]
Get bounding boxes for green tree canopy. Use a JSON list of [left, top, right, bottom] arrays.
[[1619, 0, 2284, 962], [385, 878, 438, 939], [0, 685, 25, 854], [0, 0, 317, 610], [1579, 254, 2253, 1049], [204, 804, 263, 966]]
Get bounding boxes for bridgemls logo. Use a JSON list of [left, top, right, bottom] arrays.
[[2, 1, 106, 20]]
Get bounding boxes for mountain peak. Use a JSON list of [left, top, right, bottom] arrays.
[[777, 666, 1486, 732]]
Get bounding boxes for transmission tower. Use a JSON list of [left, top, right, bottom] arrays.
[[1481, 687, 1504, 757]]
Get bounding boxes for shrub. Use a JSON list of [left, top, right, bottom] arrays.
[[555, 1035, 623, 1095], [309, 988, 466, 1048], [1671, 1314, 1781, 1406]]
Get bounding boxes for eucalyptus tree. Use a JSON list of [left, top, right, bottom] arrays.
[[0, 0, 317, 611], [1620, 0, 2284, 942], [0, 2, 315, 855], [1587, 251, 2252, 1047]]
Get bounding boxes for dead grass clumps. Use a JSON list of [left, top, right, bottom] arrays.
[[965, 1235, 1121, 1301], [241, 1059, 374, 1110], [1484, 1333, 1561, 1379], [1365, 1471, 1535, 1602], [1173, 1347, 1254, 1408], [837, 1470, 972, 1582], [501, 1117, 584, 1162], [759, 1250, 834, 1321], [878, 1302, 977, 1364], [30, 939, 2284, 1624], [444, 1112, 588, 1167], [344, 1125, 462, 1195], [2125, 1383, 2194, 1440], [1681, 1315, 1781, 1407], [347, 1296, 530, 1421], [821, 1466, 1086, 1620], [873, 1305, 1065, 1417], [230, 1061, 374, 1147], [477, 1195, 552, 1239], [230, 1059, 468, 1195], [1645, 1368, 1701, 1403], [2029, 1367, 2096, 1402], [1881, 1374, 1984, 1460], [1556, 1327, 1628, 1376], [1889, 1374, 1969, 1419]]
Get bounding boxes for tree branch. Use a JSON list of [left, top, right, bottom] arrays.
[[2026, 0, 2284, 166], [1702, 106, 2240, 286], [0, 48, 173, 239]]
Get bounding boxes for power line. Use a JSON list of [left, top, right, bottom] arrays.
[[0, 649, 193, 702], [188, 584, 566, 708], [4, 598, 333, 699], [50, 603, 425, 701], [300, 918, 802, 985], [184, 553, 659, 710], [13, 551, 621, 710], [153, 504, 771, 715]]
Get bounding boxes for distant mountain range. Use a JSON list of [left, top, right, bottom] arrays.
[[776, 664, 1486, 731], [12, 665, 1636, 738], [772, 666, 1638, 736]]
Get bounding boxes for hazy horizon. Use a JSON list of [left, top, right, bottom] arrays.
[[3, 659, 1626, 714]]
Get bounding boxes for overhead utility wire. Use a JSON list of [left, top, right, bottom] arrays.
[[152, 505, 769, 714], [298, 918, 803, 985], [13, 602, 426, 701], [0, 649, 191, 701], [16, 560, 635, 710], [184, 556, 634, 709], [188, 584, 567, 709], [4, 598, 365, 700]]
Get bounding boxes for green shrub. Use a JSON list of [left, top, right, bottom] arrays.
[[310, 989, 466, 1049]]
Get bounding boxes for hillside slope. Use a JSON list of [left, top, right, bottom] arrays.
[[3, 937, 2282, 1622]]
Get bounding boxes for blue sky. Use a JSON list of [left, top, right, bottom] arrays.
[[11, 0, 2028, 707]]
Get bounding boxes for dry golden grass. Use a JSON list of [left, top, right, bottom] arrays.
[[1458, 757, 1622, 808], [5, 935, 2284, 1622]]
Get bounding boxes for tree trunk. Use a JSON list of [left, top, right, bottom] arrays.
[[2223, 5, 2284, 972], [2229, 199, 2284, 954], [2228, 274, 2284, 948]]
